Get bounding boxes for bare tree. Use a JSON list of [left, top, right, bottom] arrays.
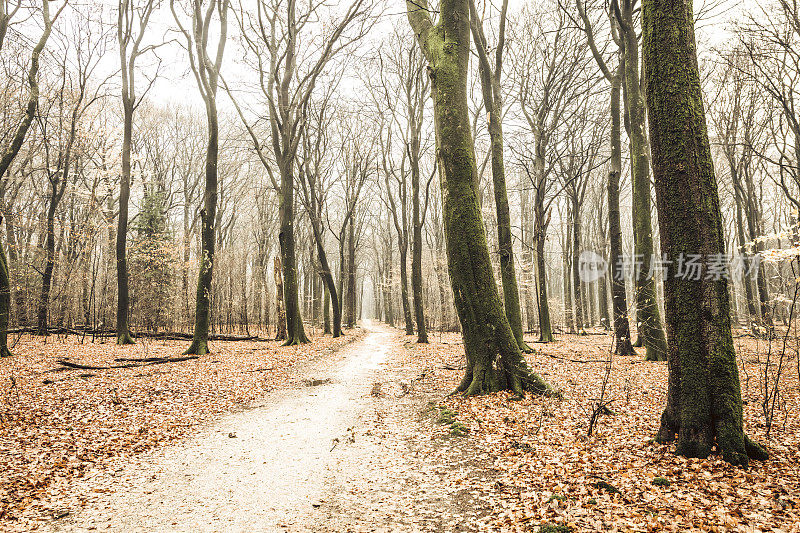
[[115, 0, 162, 345], [571, 0, 635, 353], [171, 0, 229, 355], [0, 1, 63, 352], [225, 0, 372, 344]]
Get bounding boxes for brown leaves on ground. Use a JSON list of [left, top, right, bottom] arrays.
[[402, 329, 800, 532], [0, 329, 363, 525]]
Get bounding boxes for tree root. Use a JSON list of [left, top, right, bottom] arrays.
[[744, 435, 769, 461], [183, 340, 210, 356], [116, 331, 135, 345]]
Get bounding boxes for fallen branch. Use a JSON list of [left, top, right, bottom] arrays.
[[56, 355, 199, 371]]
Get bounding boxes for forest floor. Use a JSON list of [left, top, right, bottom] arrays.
[[1, 322, 799, 531]]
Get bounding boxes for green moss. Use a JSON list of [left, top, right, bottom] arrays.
[[546, 494, 566, 503], [652, 477, 670, 487], [587, 498, 597, 505], [437, 408, 456, 425], [538, 524, 572, 533], [449, 421, 469, 436], [594, 481, 620, 494]]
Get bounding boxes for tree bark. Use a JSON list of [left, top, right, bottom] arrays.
[[278, 176, 309, 344], [115, 100, 135, 344], [410, 142, 428, 343], [0, 217, 10, 356], [407, 0, 551, 397], [616, 0, 668, 361], [274, 254, 287, 341], [173, 0, 229, 356], [643, 0, 767, 465], [468, 0, 530, 352], [608, 73, 635, 355]]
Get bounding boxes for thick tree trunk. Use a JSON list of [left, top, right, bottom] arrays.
[[643, 0, 767, 465], [469, 1, 530, 352], [407, 0, 551, 397], [278, 176, 309, 345]]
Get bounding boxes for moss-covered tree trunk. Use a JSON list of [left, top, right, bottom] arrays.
[[608, 72, 636, 355], [468, 0, 531, 352], [274, 254, 287, 341], [643, 0, 767, 465], [617, 0, 668, 361], [175, 0, 228, 356], [534, 198, 554, 342], [278, 173, 310, 345], [407, 0, 551, 397]]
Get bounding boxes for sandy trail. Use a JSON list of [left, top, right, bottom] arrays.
[[45, 321, 397, 532]]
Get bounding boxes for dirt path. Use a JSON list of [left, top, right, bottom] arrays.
[[42, 322, 489, 532]]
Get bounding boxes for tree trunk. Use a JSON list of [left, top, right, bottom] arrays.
[[411, 160, 428, 343], [619, 3, 668, 361], [346, 216, 356, 329], [732, 183, 758, 330], [534, 215, 553, 342], [571, 198, 585, 334], [183, 117, 218, 355], [407, 0, 551, 397], [643, 0, 767, 465], [323, 281, 331, 334], [274, 254, 287, 341], [115, 102, 135, 344], [37, 173, 66, 336], [608, 72, 635, 355], [399, 240, 413, 334], [0, 217, 11, 356], [469, 0, 530, 352], [278, 176, 309, 345]]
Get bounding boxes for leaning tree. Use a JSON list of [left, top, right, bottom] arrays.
[[406, 0, 551, 396]]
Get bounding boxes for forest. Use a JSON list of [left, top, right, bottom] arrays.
[[1, 0, 799, 530]]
